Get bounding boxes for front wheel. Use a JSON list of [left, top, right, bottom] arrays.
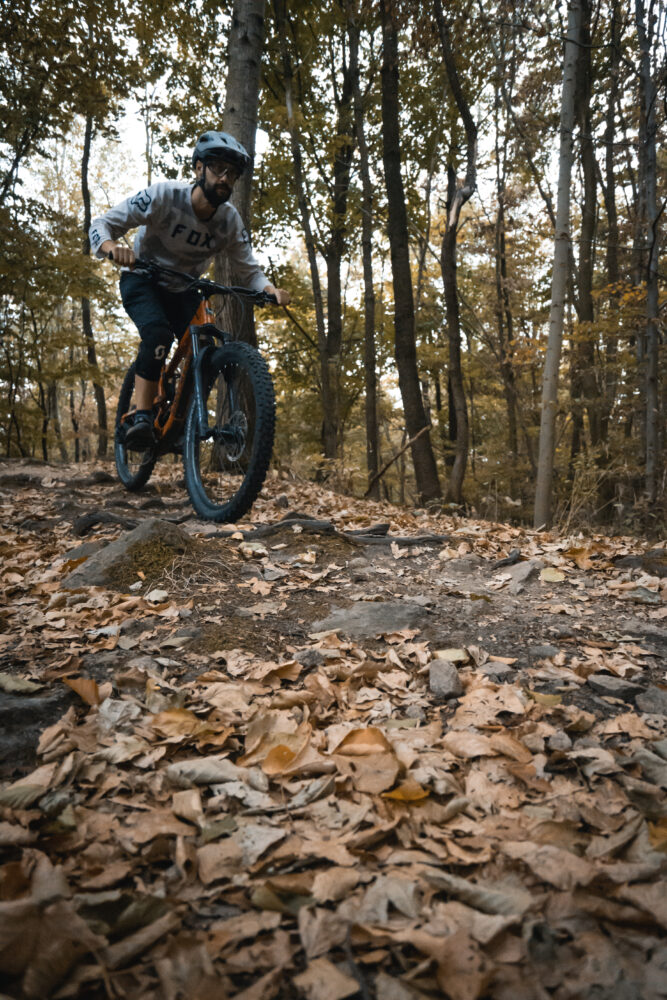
[[183, 341, 276, 522], [114, 362, 156, 491]]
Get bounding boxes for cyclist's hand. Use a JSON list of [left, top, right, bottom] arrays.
[[104, 243, 136, 268], [264, 284, 290, 306]]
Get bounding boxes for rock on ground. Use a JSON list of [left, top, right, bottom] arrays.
[[428, 658, 463, 699], [311, 601, 427, 639], [587, 674, 645, 701], [62, 518, 194, 589]]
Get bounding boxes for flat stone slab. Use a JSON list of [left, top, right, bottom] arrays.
[[507, 559, 545, 595], [636, 685, 667, 716], [587, 674, 645, 701], [614, 549, 667, 578], [311, 601, 427, 639], [529, 644, 561, 660]]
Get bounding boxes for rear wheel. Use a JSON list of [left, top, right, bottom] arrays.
[[114, 362, 156, 491], [183, 342, 275, 522]]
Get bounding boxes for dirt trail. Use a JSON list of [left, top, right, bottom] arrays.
[[1, 460, 666, 999]]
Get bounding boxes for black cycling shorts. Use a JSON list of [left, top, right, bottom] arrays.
[[120, 271, 202, 381]]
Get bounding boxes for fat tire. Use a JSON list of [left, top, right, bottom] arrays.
[[183, 342, 275, 522], [114, 362, 156, 491]]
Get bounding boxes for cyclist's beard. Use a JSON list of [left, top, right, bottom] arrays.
[[201, 170, 232, 209]]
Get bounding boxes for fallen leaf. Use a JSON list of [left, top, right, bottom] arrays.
[[331, 726, 395, 756], [502, 841, 596, 890], [540, 567, 566, 583], [441, 731, 497, 759], [435, 647, 469, 663], [334, 751, 400, 794], [383, 778, 429, 802], [293, 957, 359, 1000], [63, 676, 101, 706]]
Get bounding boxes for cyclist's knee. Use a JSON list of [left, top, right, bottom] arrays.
[[136, 322, 173, 380]]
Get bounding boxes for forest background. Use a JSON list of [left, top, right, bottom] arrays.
[[0, 0, 665, 533]]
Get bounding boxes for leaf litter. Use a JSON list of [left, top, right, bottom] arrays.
[[0, 461, 666, 998]]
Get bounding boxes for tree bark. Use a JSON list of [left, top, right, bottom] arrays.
[[347, 1, 379, 498], [493, 81, 518, 466], [48, 382, 68, 462], [571, 0, 601, 455], [216, 0, 267, 347], [599, 0, 621, 449], [81, 111, 108, 457], [321, 33, 354, 460], [433, 0, 477, 504], [275, 0, 330, 458], [534, 0, 580, 528], [636, 0, 660, 502], [380, 0, 441, 502]]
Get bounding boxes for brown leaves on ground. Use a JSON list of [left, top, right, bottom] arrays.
[[0, 463, 666, 998]]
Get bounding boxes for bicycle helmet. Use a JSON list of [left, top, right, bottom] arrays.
[[192, 131, 251, 174]]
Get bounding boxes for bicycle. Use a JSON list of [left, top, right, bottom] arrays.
[[113, 257, 277, 523]]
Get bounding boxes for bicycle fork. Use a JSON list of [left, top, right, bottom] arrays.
[[191, 328, 214, 440], [190, 326, 243, 450]]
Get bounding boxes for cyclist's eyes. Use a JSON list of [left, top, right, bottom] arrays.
[[208, 162, 238, 181]]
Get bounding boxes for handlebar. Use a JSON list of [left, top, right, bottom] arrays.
[[107, 253, 278, 305]]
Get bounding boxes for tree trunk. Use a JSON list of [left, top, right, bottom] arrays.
[[81, 111, 108, 457], [433, 0, 477, 504], [441, 169, 469, 503], [48, 382, 68, 462], [534, 0, 580, 528], [321, 36, 354, 460], [215, 0, 266, 347], [275, 0, 332, 461], [493, 91, 518, 465], [380, 0, 441, 502], [347, 1, 379, 497], [70, 389, 80, 463], [636, 0, 660, 502], [599, 0, 621, 448], [572, 0, 601, 451]]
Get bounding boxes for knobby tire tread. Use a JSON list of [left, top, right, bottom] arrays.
[[114, 362, 156, 491], [183, 342, 275, 523]]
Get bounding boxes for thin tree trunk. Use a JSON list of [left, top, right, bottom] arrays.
[[37, 381, 48, 462], [321, 36, 354, 460], [441, 168, 469, 503], [48, 382, 68, 462], [433, 0, 477, 504], [636, 0, 660, 502], [599, 0, 621, 448], [275, 0, 331, 460], [380, 0, 441, 502], [347, 1, 379, 498], [572, 0, 601, 451], [534, 0, 580, 528], [493, 89, 518, 464], [81, 111, 108, 457], [216, 0, 266, 347], [70, 389, 80, 463]]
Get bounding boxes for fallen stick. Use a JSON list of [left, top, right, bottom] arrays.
[[363, 424, 430, 498]]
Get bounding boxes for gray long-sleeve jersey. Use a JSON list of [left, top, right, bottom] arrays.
[[89, 181, 269, 292]]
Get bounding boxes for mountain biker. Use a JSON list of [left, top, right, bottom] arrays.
[[90, 130, 290, 449]]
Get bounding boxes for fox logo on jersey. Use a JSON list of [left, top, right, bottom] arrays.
[[170, 224, 214, 249], [130, 190, 152, 212]]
